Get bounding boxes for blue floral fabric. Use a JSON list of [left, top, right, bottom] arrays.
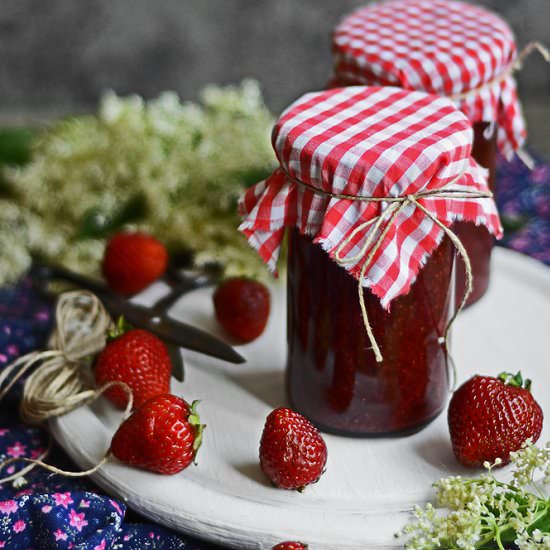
[[0, 153, 548, 549], [0, 283, 224, 548], [497, 153, 550, 265]]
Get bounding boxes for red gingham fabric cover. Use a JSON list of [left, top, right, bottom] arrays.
[[239, 86, 503, 308], [331, 0, 524, 160]]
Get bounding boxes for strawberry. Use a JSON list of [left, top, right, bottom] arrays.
[[273, 543, 308, 550], [111, 394, 204, 475], [259, 407, 327, 490], [213, 277, 270, 343], [95, 324, 171, 409], [448, 372, 543, 467], [102, 232, 168, 295]]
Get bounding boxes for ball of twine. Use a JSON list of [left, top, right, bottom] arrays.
[[0, 290, 133, 482]]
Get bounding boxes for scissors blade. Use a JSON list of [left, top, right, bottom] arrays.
[[104, 299, 245, 364], [31, 263, 246, 365]]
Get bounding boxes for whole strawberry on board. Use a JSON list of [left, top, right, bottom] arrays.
[[111, 394, 204, 475], [260, 407, 327, 491], [213, 277, 270, 343], [448, 372, 543, 467], [272, 542, 308, 550], [95, 319, 171, 409], [102, 231, 168, 295]]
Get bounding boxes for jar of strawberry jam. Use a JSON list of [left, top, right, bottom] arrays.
[[331, 0, 527, 306], [239, 86, 502, 436], [286, 229, 454, 435]]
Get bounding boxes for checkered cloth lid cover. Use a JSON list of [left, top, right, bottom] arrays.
[[332, 0, 523, 159], [239, 86, 502, 309]]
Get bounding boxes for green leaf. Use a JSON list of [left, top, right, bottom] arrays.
[[76, 193, 147, 240], [498, 371, 524, 388], [0, 127, 33, 166], [189, 400, 205, 461], [529, 507, 550, 534], [234, 166, 274, 189], [107, 316, 133, 340], [501, 215, 530, 233]]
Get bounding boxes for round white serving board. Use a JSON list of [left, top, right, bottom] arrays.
[[50, 248, 550, 549]]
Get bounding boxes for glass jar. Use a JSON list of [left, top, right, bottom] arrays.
[[454, 122, 497, 306], [287, 229, 454, 436], [239, 86, 501, 439]]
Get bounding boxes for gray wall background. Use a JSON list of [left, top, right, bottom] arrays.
[[1, 1, 548, 121]]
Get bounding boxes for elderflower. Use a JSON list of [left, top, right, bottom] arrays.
[[0, 80, 276, 285], [397, 440, 550, 549]]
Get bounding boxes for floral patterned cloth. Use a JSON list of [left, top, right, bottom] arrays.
[[497, 153, 550, 265], [0, 152, 547, 548], [0, 283, 221, 548]]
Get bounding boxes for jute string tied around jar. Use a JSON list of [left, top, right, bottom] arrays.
[[0, 290, 133, 482], [285, 170, 493, 364]]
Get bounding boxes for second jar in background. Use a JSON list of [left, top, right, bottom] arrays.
[[331, 0, 526, 305]]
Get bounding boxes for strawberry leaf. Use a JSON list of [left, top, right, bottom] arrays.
[[188, 400, 205, 461], [108, 316, 133, 340], [498, 370, 528, 389], [498, 371, 534, 392]]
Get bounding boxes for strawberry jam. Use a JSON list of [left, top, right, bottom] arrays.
[[286, 229, 454, 436], [454, 122, 497, 307]]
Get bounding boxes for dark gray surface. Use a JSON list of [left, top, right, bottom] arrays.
[[1, 0, 549, 114]]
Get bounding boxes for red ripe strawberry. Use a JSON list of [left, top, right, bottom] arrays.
[[448, 372, 543, 467], [95, 325, 171, 409], [102, 232, 168, 295], [260, 407, 327, 490], [111, 394, 204, 475], [273, 543, 308, 550], [213, 277, 270, 343]]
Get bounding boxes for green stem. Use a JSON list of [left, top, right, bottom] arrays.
[[477, 502, 550, 547]]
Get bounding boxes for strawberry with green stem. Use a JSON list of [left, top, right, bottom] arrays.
[[448, 371, 543, 468], [111, 394, 205, 475], [95, 317, 171, 409]]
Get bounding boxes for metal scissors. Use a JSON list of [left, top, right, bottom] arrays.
[[29, 262, 246, 381]]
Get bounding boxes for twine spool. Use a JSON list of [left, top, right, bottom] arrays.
[[284, 169, 493, 363], [0, 290, 133, 482]]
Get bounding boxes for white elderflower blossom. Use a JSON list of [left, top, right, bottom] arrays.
[[397, 440, 550, 549], [1, 80, 276, 285]]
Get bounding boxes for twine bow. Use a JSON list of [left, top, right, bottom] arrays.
[[0, 290, 132, 423], [285, 170, 493, 363], [0, 290, 133, 482]]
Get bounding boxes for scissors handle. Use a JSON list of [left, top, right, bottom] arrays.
[[30, 264, 110, 300]]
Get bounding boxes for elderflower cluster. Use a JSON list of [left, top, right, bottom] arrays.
[[0, 80, 276, 285], [397, 440, 550, 549]]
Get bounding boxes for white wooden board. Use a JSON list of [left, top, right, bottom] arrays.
[[50, 248, 550, 549]]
